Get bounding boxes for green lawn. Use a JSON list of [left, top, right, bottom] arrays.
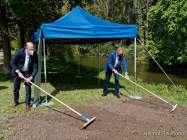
[[0, 56, 187, 140]]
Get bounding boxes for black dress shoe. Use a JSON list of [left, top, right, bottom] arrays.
[[12, 102, 19, 108], [102, 93, 108, 96], [114, 94, 121, 98], [25, 105, 31, 112]]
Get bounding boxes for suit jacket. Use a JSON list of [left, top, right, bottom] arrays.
[[11, 48, 38, 77], [104, 51, 128, 73]]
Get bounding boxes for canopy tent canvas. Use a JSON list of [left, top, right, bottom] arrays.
[[33, 6, 137, 42], [32, 6, 138, 106]]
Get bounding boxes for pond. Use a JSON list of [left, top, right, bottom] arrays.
[[79, 56, 187, 88]]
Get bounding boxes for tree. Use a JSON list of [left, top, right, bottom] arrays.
[[148, 0, 187, 65], [10, 0, 64, 47], [0, 0, 65, 73], [0, 0, 11, 74], [134, 0, 157, 43], [67, 0, 90, 9], [87, 0, 136, 23]]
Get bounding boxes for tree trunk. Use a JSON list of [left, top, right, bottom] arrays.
[[18, 21, 25, 48], [0, 4, 11, 74]]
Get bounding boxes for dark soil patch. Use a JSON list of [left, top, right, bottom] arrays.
[[4, 97, 187, 140]]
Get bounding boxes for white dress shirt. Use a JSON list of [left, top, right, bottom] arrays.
[[22, 50, 30, 72], [114, 55, 119, 68]]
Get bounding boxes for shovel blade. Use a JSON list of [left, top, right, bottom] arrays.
[[170, 104, 178, 112], [81, 117, 96, 129]]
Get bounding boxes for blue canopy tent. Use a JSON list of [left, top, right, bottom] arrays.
[[33, 6, 137, 41], [32, 6, 138, 106]]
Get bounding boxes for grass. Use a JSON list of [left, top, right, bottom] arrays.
[[0, 55, 187, 139]]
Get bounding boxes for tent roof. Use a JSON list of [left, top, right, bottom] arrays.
[[33, 6, 137, 43]]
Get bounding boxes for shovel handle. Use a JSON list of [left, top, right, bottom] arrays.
[[117, 73, 172, 106], [21, 76, 82, 116]]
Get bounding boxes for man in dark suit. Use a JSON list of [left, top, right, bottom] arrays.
[[11, 42, 38, 112], [102, 47, 129, 98]]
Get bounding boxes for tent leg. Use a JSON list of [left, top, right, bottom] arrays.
[[129, 37, 142, 100], [41, 38, 54, 106], [137, 38, 175, 86], [134, 37, 137, 93], [75, 45, 82, 78], [78, 46, 80, 76], [97, 45, 100, 87], [33, 32, 42, 108]]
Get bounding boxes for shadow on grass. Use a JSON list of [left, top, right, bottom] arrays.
[[42, 56, 125, 101], [0, 55, 125, 101], [121, 93, 169, 109], [0, 64, 12, 82], [0, 86, 8, 91], [46, 106, 80, 121]]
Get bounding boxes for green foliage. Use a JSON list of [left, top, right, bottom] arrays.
[[10, 0, 64, 39], [48, 45, 79, 63], [66, 0, 90, 9], [10, 40, 19, 49], [1, 0, 187, 66], [86, 0, 136, 24], [148, 0, 187, 65], [77, 41, 132, 56]]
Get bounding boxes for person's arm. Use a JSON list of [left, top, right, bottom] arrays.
[[107, 53, 114, 71], [11, 49, 20, 73], [11, 49, 25, 78], [122, 57, 128, 76]]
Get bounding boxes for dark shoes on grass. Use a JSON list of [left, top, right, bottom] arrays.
[[102, 92, 121, 98], [102, 93, 108, 96], [12, 102, 31, 112], [114, 94, 121, 99], [12, 102, 19, 108], [25, 105, 31, 112]]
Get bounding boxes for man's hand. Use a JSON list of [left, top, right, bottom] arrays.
[[112, 69, 118, 74], [17, 72, 24, 79], [124, 72, 129, 80], [25, 77, 33, 83], [125, 75, 129, 80]]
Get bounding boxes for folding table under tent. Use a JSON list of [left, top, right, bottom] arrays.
[[32, 6, 138, 106]]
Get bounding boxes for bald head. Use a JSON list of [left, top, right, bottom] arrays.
[[25, 42, 34, 49], [25, 42, 35, 56]]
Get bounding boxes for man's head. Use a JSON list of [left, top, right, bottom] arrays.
[[25, 42, 34, 56], [116, 47, 124, 58]]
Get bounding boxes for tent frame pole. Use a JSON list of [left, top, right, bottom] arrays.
[[134, 37, 137, 96], [33, 31, 42, 107], [137, 38, 175, 86], [134, 37, 137, 82], [43, 38, 47, 102], [128, 37, 142, 100], [77, 45, 81, 76], [41, 38, 54, 106], [97, 44, 100, 87], [78, 46, 80, 76], [43, 38, 47, 84], [75, 45, 82, 78]]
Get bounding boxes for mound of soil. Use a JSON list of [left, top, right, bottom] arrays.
[[4, 96, 187, 140]]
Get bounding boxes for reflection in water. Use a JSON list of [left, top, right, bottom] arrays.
[[79, 56, 187, 88]]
